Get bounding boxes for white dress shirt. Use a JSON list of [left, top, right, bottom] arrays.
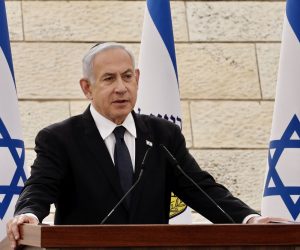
[[90, 105, 137, 171]]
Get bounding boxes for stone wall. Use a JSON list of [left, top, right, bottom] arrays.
[[5, 0, 285, 222]]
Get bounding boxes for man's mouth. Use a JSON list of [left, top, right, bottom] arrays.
[[113, 100, 128, 104]]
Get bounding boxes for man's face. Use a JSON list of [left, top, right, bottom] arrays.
[[82, 48, 139, 124]]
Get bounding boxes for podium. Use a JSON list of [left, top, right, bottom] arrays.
[[1, 224, 300, 249]]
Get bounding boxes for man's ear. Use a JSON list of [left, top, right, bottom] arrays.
[[79, 78, 93, 100], [135, 69, 140, 86]]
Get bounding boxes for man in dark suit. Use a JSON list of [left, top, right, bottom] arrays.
[[7, 42, 284, 249]]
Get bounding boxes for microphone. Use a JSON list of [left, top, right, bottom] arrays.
[[100, 146, 151, 224], [160, 144, 235, 223]]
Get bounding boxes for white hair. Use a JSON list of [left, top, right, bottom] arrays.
[[82, 42, 136, 84]]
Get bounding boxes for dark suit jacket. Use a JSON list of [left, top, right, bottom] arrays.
[[15, 107, 257, 224]]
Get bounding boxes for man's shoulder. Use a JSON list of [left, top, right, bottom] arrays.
[[40, 113, 86, 136], [50, 114, 82, 128]]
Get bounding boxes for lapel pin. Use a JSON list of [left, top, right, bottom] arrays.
[[146, 140, 153, 147]]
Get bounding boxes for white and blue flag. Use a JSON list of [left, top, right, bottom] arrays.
[[262, 0, 300, 221], [135, 0, 191, 223], [0, 0, 27, 239]]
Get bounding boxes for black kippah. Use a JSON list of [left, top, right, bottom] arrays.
[[90, 42, 104, 50]]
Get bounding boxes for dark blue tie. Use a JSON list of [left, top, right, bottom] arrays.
[[113, 126, 133, 202]]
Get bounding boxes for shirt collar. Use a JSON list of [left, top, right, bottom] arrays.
[[90, 105, 136, 140]]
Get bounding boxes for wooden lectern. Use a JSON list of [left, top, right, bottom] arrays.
[[1, 224, 300, 249]]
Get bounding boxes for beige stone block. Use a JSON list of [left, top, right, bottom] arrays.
[[177, 43, 260, 99], [24, 149, 36, 174], [6, 1, 23, 41], [70, 101, 90, 116], [256, 43, 281, 100], [190, 149, 267, 210], [20, 101, 70, 148], [22, 1, 187, 42], [11, 42, 141, 99], [181, 101, 192, 148], [187, 2, 284, 42], [11, 43, 94, 99], [190, 101, 274, 148], [170, 1, 188, 42]]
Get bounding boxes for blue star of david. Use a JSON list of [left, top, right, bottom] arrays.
[[263, 114, 300, 220], [0, 118, 26, 219]]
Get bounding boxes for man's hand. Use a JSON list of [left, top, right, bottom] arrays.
[[6, 214, 39, 249], [247, 216, 290, 224]]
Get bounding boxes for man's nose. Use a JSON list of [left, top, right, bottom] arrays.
[[115, 76, 127, 92]]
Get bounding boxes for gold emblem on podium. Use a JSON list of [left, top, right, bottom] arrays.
[[169, 192, 187, 218]]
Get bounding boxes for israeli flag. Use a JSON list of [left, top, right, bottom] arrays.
[[0, 0, 27, 239], [135, 0, 191, 223], [261, 0, 300, 221]]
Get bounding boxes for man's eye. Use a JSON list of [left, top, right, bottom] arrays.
[[104, 76, 113, 81], [123, 74, 132, 80]]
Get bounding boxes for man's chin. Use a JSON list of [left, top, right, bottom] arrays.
[[112, 110, 132, 124]]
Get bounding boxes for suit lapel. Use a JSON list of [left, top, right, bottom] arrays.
[[81, 107, 125, 202], [130, 113, 154, 218]]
